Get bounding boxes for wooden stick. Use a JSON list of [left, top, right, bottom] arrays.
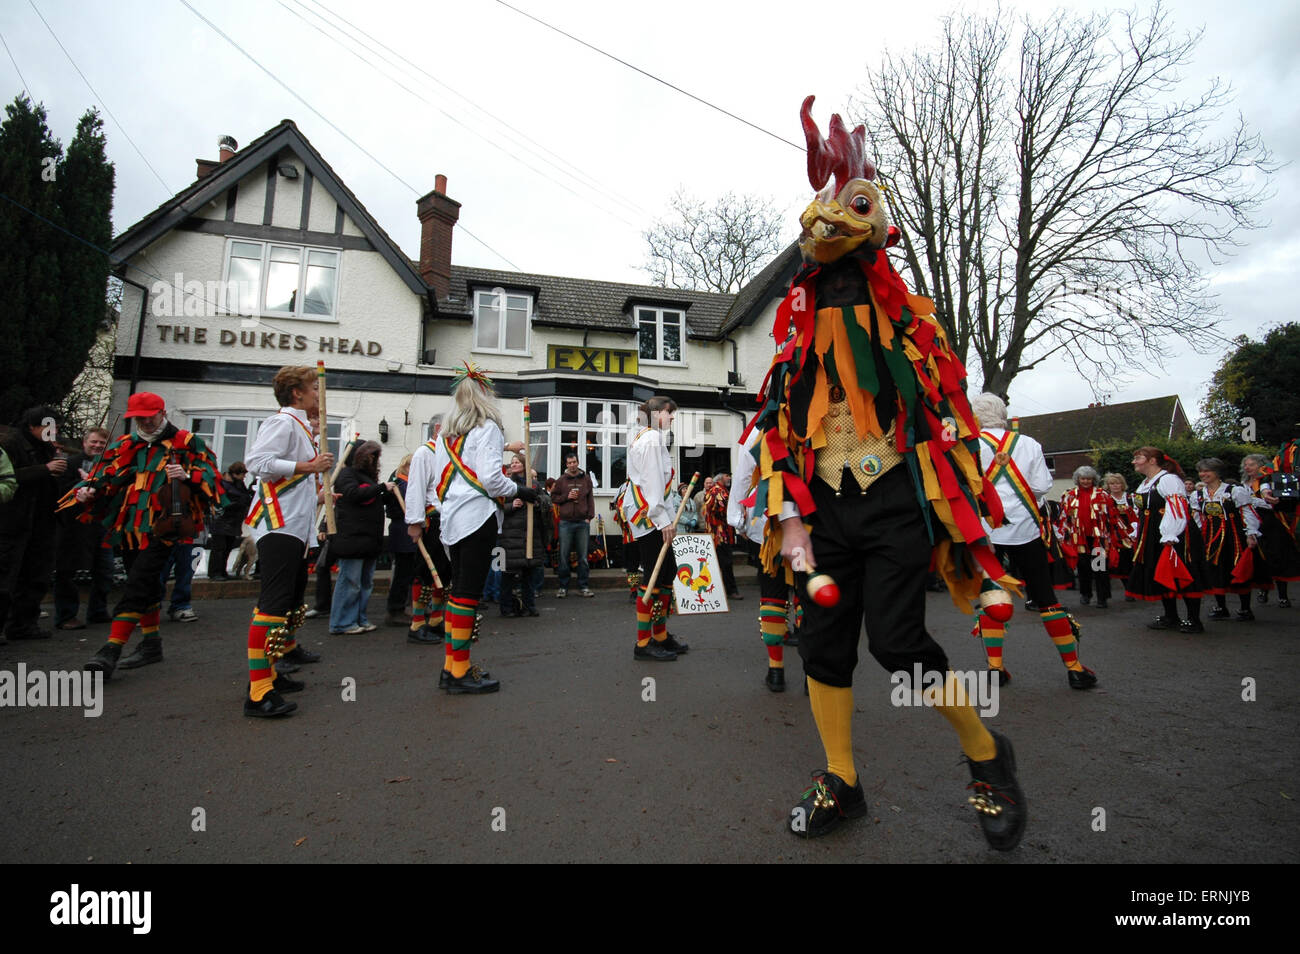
[[597, 513, 610, 568], [316, 431, 359, 529], [642, 471, 700, 605], [522, 399, 534, 560], [392, 484, 443, 590], [316, 360, 337, 535]]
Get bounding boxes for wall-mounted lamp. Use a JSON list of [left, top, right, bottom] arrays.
[[404, 410, 410, 426], [378, 418, 389, 443]]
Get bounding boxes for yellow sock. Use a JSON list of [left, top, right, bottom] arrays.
[[933, 672, 996, 761], [807, 677, 857, 786]]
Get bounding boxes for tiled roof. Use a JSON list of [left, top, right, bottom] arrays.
[[439, 266, 736, 337], [720, 242, 801, 334], [1015, 396, 1189, 452]]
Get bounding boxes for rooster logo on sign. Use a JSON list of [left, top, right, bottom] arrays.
[[676, 556, 714, 604]]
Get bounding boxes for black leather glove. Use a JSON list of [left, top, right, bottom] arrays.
[[516, 485, 539, 504]]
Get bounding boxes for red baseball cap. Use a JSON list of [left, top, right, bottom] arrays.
[[124, 391, 166, 418]]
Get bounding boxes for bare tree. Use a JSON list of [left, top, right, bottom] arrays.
[[643, 189, 786, 293], [854, 2, 1273, 398]]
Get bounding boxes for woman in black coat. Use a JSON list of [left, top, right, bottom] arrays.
[[498, 453, 553, 617], [208, 462, 253, 579], [328, 440, 392, 634]]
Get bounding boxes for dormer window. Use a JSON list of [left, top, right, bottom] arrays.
[[636, 306, 684, 364], [473, 288, 532, 355]]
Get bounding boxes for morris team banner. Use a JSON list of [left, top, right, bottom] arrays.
[[670, 533, 729, 614]]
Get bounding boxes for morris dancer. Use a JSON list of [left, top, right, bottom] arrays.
[[1103, 472, 1138, 600], [402, 417, 453, 645], [70, 392, 225, 679], [1191, 458, 1258, 622], [411, 364, 534, 694], [751, 98, 1025, 848], [625, 397, 690, 662], [1242, 453, 1299, 608], [240, 367, 335, 717], [1127, 447, 1206, 632], [731, 428, 799, 691], [971, 395, 1096, 689], [1059, 466, 1119, 609], [611, 479, 641, 601]]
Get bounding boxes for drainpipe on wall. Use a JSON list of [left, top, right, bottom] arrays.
[[119, 268, 151, 396]]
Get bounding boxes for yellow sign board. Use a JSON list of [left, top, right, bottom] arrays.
[[547, 345, 638, 375]]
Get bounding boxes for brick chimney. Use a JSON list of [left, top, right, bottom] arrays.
[[197, 135, 239, 179], [417, 173, 461, 300]]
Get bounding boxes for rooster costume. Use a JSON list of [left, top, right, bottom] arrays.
[[745, 98, 1026, 849]]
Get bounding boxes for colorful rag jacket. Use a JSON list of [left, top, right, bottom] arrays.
[[743, 250, 1017, 613], [59, 426, 226, 549]]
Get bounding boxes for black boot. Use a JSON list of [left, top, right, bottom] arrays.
[[84, 642, 122, 680], [965, 732, 1027, 851], [765, 667, 786, 692], [118, 637, 163, 670]]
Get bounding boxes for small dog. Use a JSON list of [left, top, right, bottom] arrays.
[[231, 526, 259, 579]]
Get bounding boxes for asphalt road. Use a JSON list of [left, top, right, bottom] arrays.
[[2, 580, 1297, 864]]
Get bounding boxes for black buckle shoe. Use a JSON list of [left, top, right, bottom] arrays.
[[446, 665, 500, 694], [1280, 599, 1292, 608], [765, 667, 786, 692], [1146, 615, 1177, 630], [84, 642, 122, 680], [633, 642, 677, 661], [965, 732, 1027, 851], [1235, 609, 1255, 621], [244, 689, 297, 718], [789, 770, 867, 838], [1068, 666, 1098, 690], [660, 633, 689, 654], [118, 638, 163, 670], [1179, 618, 1205, 634], [283, 645, 322, 664], [273, 673, 305, 693], [1207, 606, 1230, 620]]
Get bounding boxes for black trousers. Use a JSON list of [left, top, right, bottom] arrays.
[[387, 551, 416, 612], [796, 467, 948, 687], [256, 533, 309, 617], [115, 541, 173, 615], [1076, 551, 1112, 602], [208, 533, 238, 578], [448, 516, 498, 603], [313, 539, 333, 613], [995, 538, 1059, 608], [716, 541, 740, 594], [635, 530, 675, 594]]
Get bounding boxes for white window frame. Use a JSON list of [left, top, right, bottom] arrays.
[[635, 306, 686, 366], [188, 412, 343, 471], [472, 288, 533, 356], [221, 238, 342, 322], [529, 398, 641, 490]]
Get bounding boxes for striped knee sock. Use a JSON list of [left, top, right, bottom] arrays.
[[247, 608, 284, 702], [446, 597, 477, 678], [635, 593, 653, 647], [427, 587, 446, 629], [140, 604, 161, 640], [977, 612, 1006, 671], [1040, 605, 1084, 672], [652, 591, 671, 642], [410, 582, 427, 633], [108, 611, 142, 646], [760, 597, 787, 668]]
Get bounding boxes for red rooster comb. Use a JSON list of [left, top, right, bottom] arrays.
[[801, 95, 875, 194]]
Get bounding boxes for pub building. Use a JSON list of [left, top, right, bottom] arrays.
[[107, 122, 799, 540]]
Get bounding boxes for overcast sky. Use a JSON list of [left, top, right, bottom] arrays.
[[3, 0, 1295, 427]]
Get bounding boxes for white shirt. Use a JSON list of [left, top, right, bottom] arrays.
[[243, 406, 319, 545], [729, 432, 766, 545], [430, 420, 519, 546], [1136, 471, 1189, 544], [404, 441, 441, 528], [623, 427, 675, 539], [977, 428, 1053, 546], [1191, 482, 1259, 536]]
